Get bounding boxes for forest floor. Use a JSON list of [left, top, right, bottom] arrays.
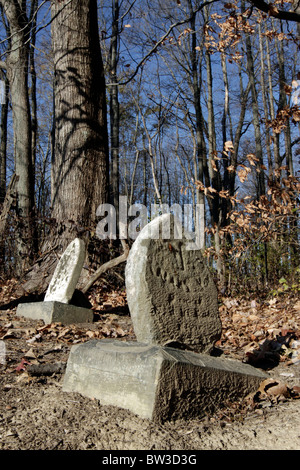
[[0, 278, 300, 452]]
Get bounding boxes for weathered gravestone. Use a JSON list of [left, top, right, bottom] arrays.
[[17, 238, 93, 324], [125, 213, 222, 353], [44, 237, 86, 304], [63, 215, 268, 422]]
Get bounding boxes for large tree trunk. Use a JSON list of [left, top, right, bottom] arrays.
[[51, 0, 109, 240], [19, 0, 109, 296]]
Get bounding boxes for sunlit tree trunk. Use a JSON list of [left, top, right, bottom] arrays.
[[51, 0, 109, 245], [275, 33, 293, 176], [0, 74, 8, 205], [29, 0, 38, 190], [265, 28, 280, 171], [244, 24, 265, 198], [258, 22, 273, 180]]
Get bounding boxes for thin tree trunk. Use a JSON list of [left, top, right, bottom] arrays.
[[275, 34, 293, 176], [258, 22, 273, 180], [29, 0, 38, 188], [0, 75, 8, 205], [188, 1, 206, 244], [109, 0, 120, 220], [0, 0, 35, 274], [265, 28, 280, 170], [242, 0, 265, 197]]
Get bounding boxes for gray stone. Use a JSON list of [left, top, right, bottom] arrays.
[[125, 213, 221, 353], [62, 339, 268, 423], [44, 238, 86, 304], [16, 301, 93, 325]]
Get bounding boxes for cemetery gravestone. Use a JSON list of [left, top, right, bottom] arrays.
[[63, 215, 268, 422], [125, 213, 222, 353], [0, 340, 6, 366], [17, 238, 93, 324], [44, 238, 86, 303]]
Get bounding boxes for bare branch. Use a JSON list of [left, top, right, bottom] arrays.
[[250, 0, 300, 22], [118, 0, 220, 86], [82, 240, 130, 294]]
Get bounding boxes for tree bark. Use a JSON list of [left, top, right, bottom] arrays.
[[29, 0, 38, 188], [109, 0, 120, 220], [0, 74, 8, 205], [50, 0, 109, 244], [0, 0, 35, 274], [258, 21, 273, 180], [243, 5, 265, 198]]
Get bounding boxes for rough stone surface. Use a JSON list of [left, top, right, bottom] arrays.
[[16, 301, 93, 325], [63, 339, 268, 423], [44, 238, 86, 304], [125, 213, 221, 353]]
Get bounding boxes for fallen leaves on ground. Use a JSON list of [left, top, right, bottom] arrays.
[[208, 377, 300, 426], [217, 295, 300, 367], [251, 378, 300, 403], [0, 316, 134, 346], [89, 287, 127, 312]]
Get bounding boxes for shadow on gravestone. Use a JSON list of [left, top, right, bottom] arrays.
[[63, 215, 268, 423], [16, 238, 94, 325]]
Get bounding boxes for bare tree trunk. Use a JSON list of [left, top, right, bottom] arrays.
[[0, 0, 35, 274], [188, 1, 206, 232], [242, 0, 265, 198], [0, 74, 8, 205], [205, 29, 224, 282], [265, 27, 280, 170], [109, 0, 120, 220], [132, 92, 163, 207], [29, 0, 38, 188], [275, 33, 293, 176], [258, 22, 273, 180], [51, 0, 109, 243]]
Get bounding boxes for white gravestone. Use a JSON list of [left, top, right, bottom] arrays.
[[44, 238, 86, 304], [17, 238, 93, 324], [0, 340, 6, 365]]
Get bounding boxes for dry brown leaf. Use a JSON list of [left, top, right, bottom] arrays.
[[258, 378, 291, 400]]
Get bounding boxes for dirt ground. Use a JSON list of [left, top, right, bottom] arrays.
[[1, 289, 300, 452]]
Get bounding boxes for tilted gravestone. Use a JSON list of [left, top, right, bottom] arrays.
[[17, 238, 93, 324], [63, 215, 268, 422], [125, 213, 221, 353], [44, 238, 86, 304]]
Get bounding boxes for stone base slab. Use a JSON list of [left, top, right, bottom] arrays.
[[16, 301, 94, 325], [62, 339, 268, 423]]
